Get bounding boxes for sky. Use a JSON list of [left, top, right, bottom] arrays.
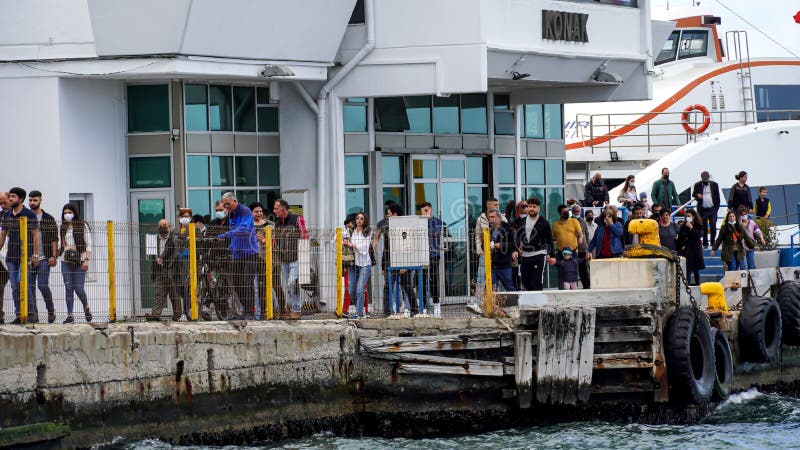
[[651, 0, 800, 58]]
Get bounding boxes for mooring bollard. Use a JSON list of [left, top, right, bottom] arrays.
[[107, 221, 116, 322], [265, 226, 273, 320], [483, 227, 493, 315], [20, 216, 28, 323], [335, 228, 343, 317], [189, 224, 198, 321]]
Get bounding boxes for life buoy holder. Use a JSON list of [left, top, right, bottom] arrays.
[[681, 104, 711, 134]]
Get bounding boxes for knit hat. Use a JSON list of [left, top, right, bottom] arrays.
[[639, 192, 648, 199], [562, 248, 573, 256]]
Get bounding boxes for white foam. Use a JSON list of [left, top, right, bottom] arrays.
[[723, 388, 763, 405]]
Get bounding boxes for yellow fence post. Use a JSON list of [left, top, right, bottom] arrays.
[[335, 228, 343, 317], [265, 226, 273, 320], [483, 227, 493, 316], [20, 216, 28, 324], [107, 221, 116, 322], [189, 224, 198, 321]]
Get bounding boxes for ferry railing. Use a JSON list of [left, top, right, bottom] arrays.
[[6, 222, 579, 324], [575, 109, 800, 156]]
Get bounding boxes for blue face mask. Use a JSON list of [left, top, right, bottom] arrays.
[[215, 210, 226, 219]]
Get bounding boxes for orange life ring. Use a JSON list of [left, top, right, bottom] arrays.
[[681, 104, 711, 134]]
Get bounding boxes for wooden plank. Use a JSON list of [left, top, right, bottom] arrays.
[[536, 308, 556, 403], [549, 309, 571, 404], [594, 326, 654, 343], [651, 308, 669, 403], [396, 363, 504, 377], [576, 308, 596, 403], [515, 332, 533, 409], [595, 305, 653, 321], [561, 308, 583, 405], [591, 381, 654, 394], [0, 422, 70, 447], [593, 352, 654, 369], [364, 352, 503, 367], [360, 333, 513, 353]]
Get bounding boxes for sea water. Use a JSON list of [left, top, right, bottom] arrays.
[[108, 389, 800, 449]]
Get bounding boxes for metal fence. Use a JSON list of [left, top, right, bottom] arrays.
[[2, 220, 566, 324]]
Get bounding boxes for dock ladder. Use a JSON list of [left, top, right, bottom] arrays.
[[725, 31, 755, 125]]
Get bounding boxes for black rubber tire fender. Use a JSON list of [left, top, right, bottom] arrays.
[[664, 307, 715, 404], [738, 295, 782, 363], [777, 281, 800, 345], [710, 327, 734, 401]]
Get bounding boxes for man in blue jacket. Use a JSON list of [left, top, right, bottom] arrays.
[[589, 209, 623, 259], [218, 192, 259, 319]]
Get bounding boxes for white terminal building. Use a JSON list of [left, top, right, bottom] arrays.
[[0, 0, 658, 314]]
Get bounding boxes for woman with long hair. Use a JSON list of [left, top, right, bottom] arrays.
[[728, 170, 753, 214], [344, 212, 372, 319], [251, 202, 274, 319], [59, 203, 92, 323], [677, 209, 705, 285], [617, 175, 638, 210], [712, 210, 755, 271]]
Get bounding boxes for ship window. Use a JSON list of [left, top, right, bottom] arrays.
[[677, 30, 709, 60], [755, 85, 800, 122], [655, 31, 680, 66]]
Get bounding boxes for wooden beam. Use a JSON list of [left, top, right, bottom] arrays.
[[396, 362, 504, 377], [593, 352, 654, 369], [592, 381, 654, 394], [360, 333, 513, 353], [576, 308, 596, 403], [594, 325, 654, 343], [724, 267, 800, 289], [651, 309, 670, 403], [515, 332, 533, 409], [363, 352, 500, 367]]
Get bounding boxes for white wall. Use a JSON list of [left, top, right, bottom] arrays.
[[58, 78, 128, 222], [0, 0, 96, 61]]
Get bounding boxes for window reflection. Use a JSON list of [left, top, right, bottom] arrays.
[[460, 93, 487, 134], [433, 96, 459, 134]]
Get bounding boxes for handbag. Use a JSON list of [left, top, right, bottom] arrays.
[[342, 244, 355, 263], [63, 248, 80, 265]]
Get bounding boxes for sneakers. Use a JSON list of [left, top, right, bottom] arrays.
[[403, 309, 411, 318], [48, 313, 56, 324], [63, 315, 74, 324], [288, 311, 302, 320], [84, 308, 93, 323], [433, 304, 442, 318]]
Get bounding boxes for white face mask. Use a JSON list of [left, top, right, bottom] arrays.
[[179, 217, 190, 225], [629, 182, 635, 188], [215, 210, 226, 219], [686, 216, 693, 223], [728, 220, 736, 225], [63, 213, 74, 222]]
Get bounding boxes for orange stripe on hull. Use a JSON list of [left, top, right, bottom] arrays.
[[565, 60, 800, 151]]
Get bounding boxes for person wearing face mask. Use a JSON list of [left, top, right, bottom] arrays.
[[677, 209, 705, 285], [583, 172, 609, 207], [651, 167, 679, 211], [148, 218, 183, 321], [692, 171, 720, 248], [58, 203, 92, 323], [738, 207, 766, 270], [515, 198, 556, 291], [570, 204, 591, 289], [200, 200, 230, 320], [174, 207, 194, 319], [584, 210, 597, 244], [552, 204, 584, 256], [657, 210, 681, 251], [711, 211, 755, 271], [617, 175, 638, 210], [588, 207, 623, 259]]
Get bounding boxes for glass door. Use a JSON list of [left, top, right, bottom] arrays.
[[130, 191, 174, 315]]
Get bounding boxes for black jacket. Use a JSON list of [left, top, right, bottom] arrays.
[[583, 180, 609, 206], [692, 180, 720, 211], [38, 210, 59, 259], [488, 222, 515, 269], [516, 215, 556, 258], [151, 232, 181, 282]]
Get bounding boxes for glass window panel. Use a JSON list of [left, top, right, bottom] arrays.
[[524, 104, 544, 138], [349, 97, 367, 102], [346, 188, 369, 216], [460, 93, 487, 134], [257, 107, 279, 132], [494, 93, 510, 110], [256, 87, 270, 105], [404, 96, 432, 133], [498, 187, 516, 216], [467, 156, 489, 184], [344, 103, 367, 132], [467, 186, 488, 225], [375, 97, 409, 132], [441, 159, 465, 179], [526, 159, 545, 185], [129, 157, 171, 188], [212, 189, 227, 206], [544, 104, 562, 139], [414, 183, 438, 216], [412, 159, 437, 179], [345, 155, 368, 185], [127, 84, 169, 133], [526, 187, 545, 210], [381, 155, 404, 184], [546, 188, 564, 221], [494, 111, 516, 135], [259, 155, 280, 186], [211, 156, 233, 186], [382, 187, 405, 212], [678, 30, 709, 60], [655, 31, 680, 66], [187, 155, 209, 187], [233, 86, 256, 132], [188, 190, 211, 220], [209, 85, 232, 131], [235, 156, 257, 186], [259, 189, 281, 213], [498, 157, 515, 184], [184, 84, 208, 132], [545, 159, 564, 185], [441, 182, 463, 233], [433, 95, 459, 134], [236, 190, 258, 208]]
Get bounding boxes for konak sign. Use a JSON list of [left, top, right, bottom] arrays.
[[542, 10, 589, 43]]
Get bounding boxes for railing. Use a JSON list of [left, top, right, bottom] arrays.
[[3, 222, 570, 324], [574, 109, 800, 156]]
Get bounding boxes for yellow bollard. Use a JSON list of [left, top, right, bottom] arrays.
[[107, 221, 116, 322], [335, 228, 343, 317], [265, 226, 273, 320], [189, 224, 198, 321], [20, 216, 28, 324], [483, 227, 493, 316]]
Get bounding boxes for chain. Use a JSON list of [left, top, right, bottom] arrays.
[[675, 261, 698, 309], [777, 268, 785, 285]]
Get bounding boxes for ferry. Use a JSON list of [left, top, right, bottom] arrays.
[[563, 5, 800, 233]]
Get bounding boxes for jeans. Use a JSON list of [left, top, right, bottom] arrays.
[[6, 259, 22, 316], [30, 260, 55, 316], [727, 253, 746, 271], [280, 261, 301, 313], [744, 249, 756, 270], [476, 254, 485, 286], [61, 261, 88, 315], [422, 256, 440, 309], [492, 267, 516, 292], [232, 255, 258, 318], [348, 265, 371, 316]]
